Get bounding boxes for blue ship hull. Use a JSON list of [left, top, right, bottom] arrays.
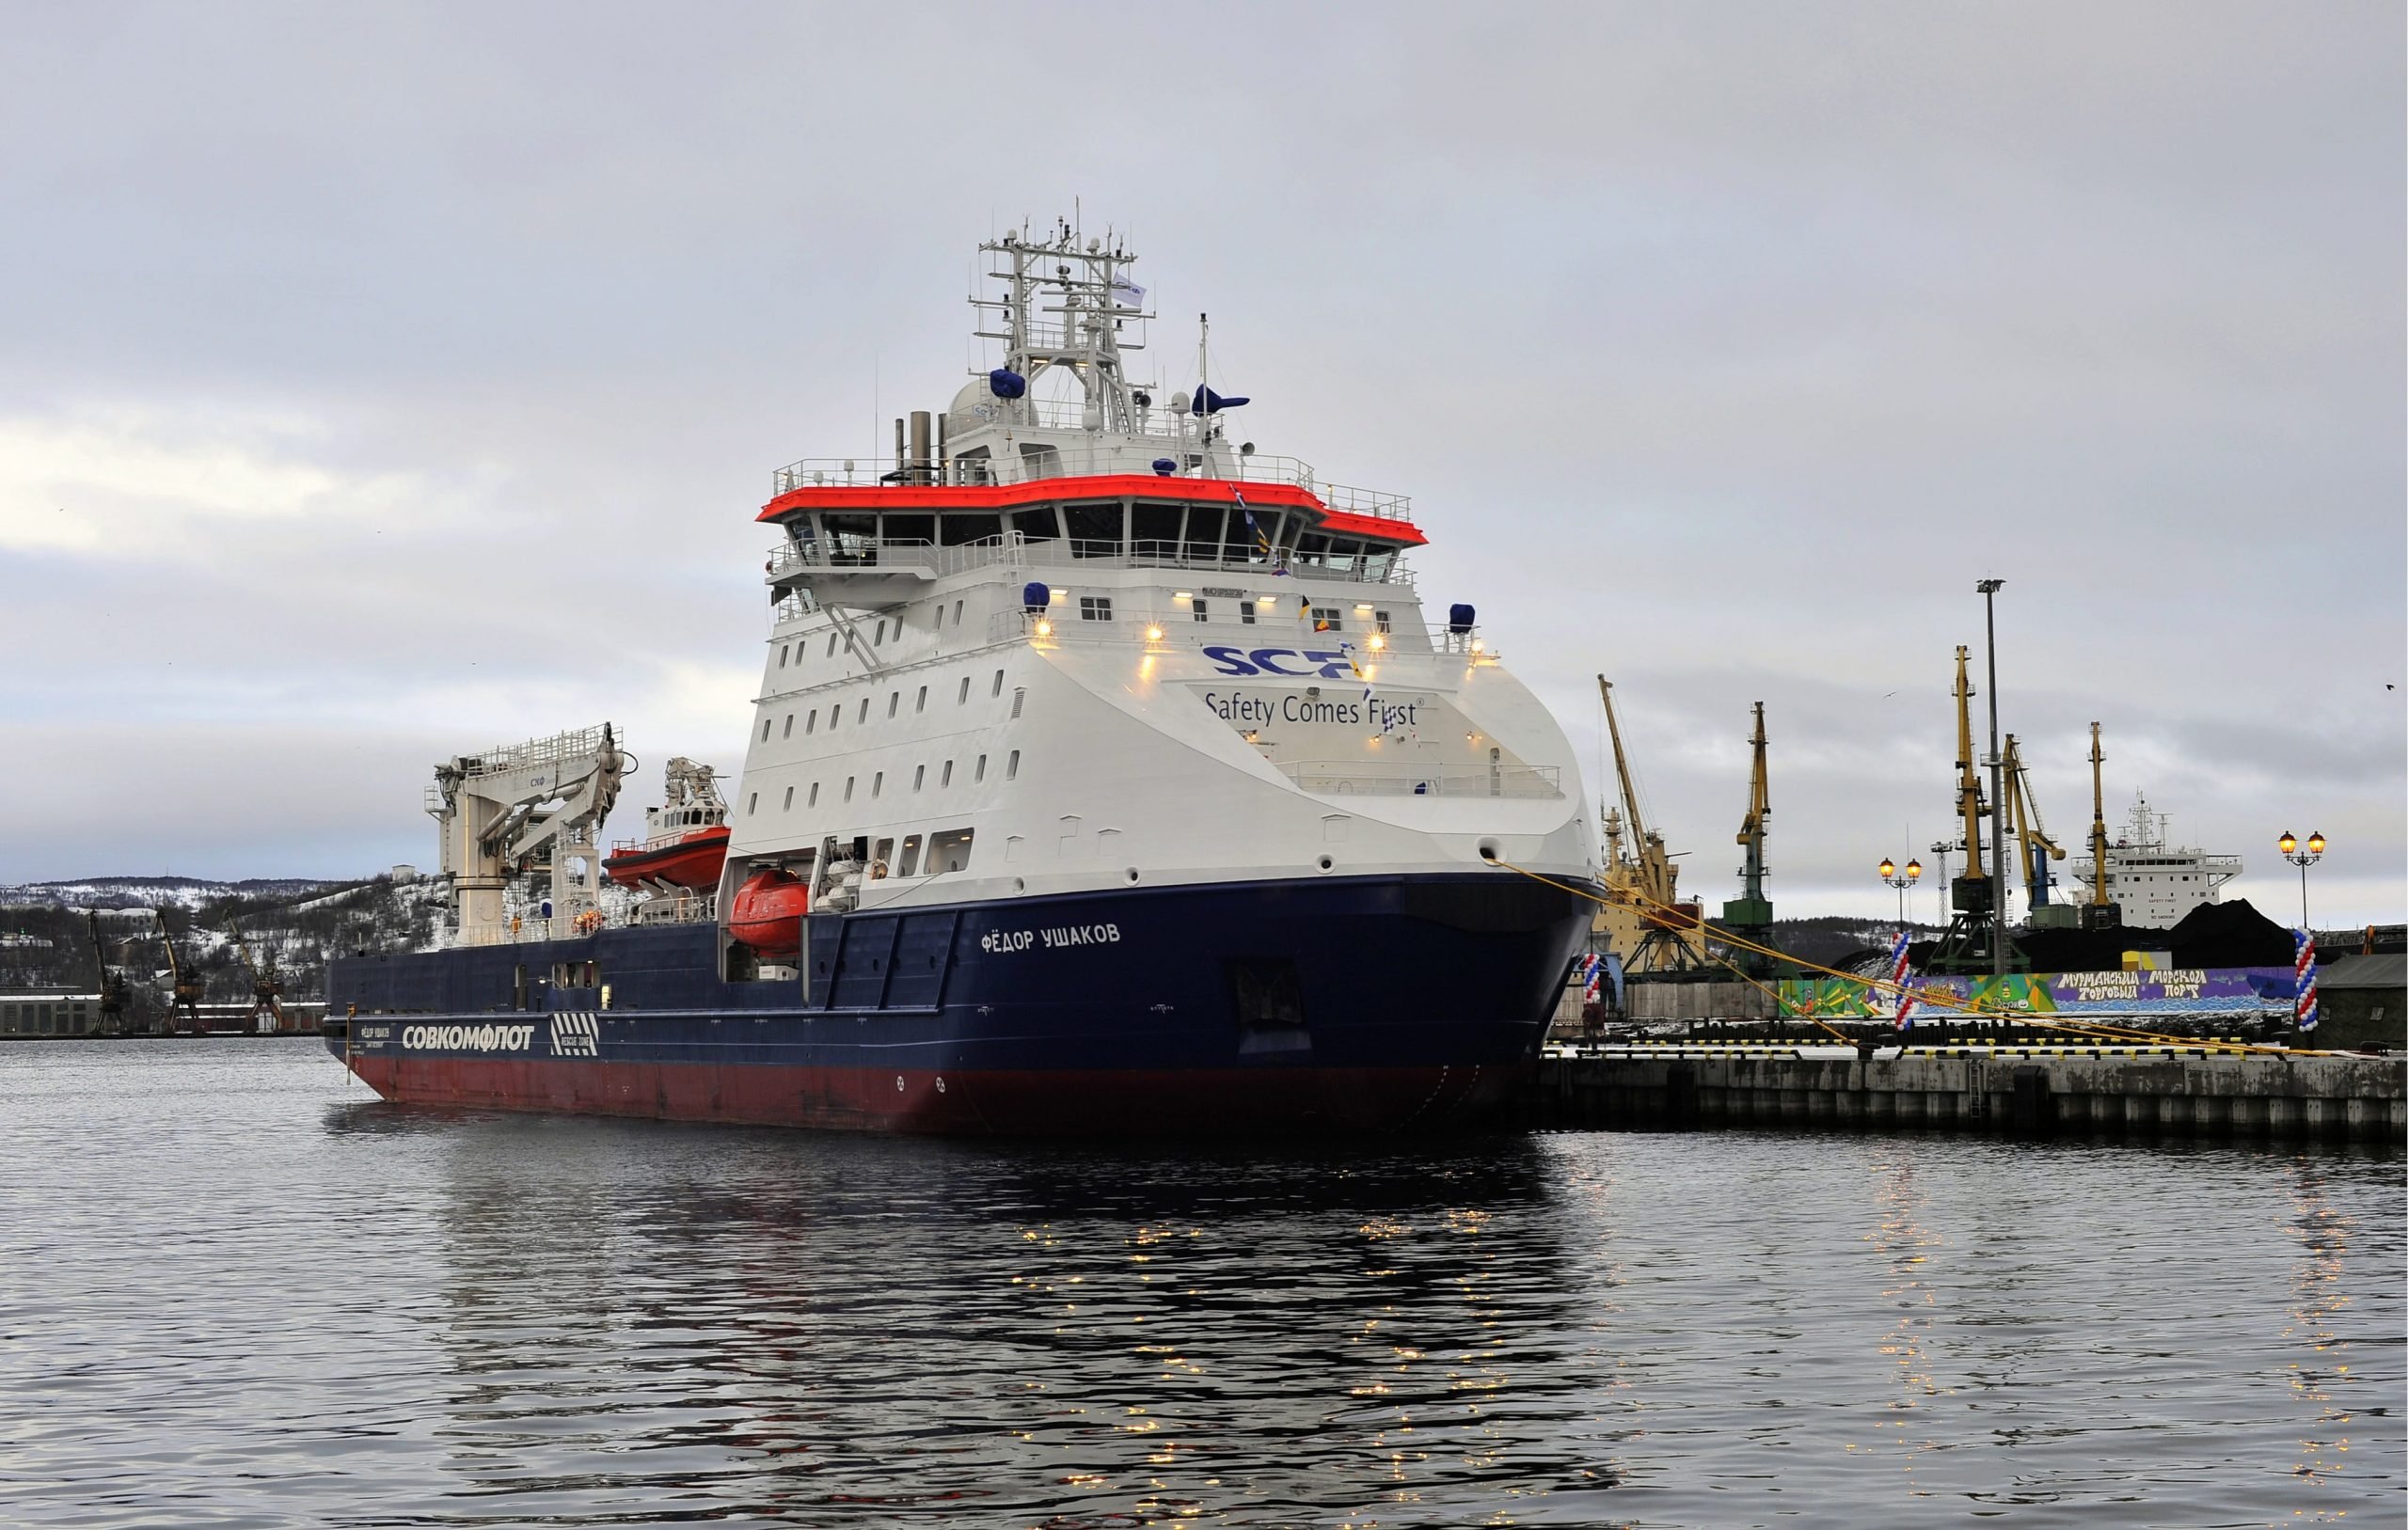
[[325, 872, 1592, 1134]]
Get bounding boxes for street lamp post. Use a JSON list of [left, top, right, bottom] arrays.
[[1976, 578, 2007, 977], [2278, 830, 2326, 930], [1879, 857, 1924, 926]]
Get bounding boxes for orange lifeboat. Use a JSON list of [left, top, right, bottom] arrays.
[[604, 824, 731, 891], [728, 868, 808, 956]]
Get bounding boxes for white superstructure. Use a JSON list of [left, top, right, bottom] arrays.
[[717, 222, 1597, 955], [2067, 791, 2242, 931]]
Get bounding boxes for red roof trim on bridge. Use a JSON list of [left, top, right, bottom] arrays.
[[756, 474, 1426, 546]]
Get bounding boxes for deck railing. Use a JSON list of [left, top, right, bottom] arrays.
[[770, 452, 1411, 522], [769, 531, 1414, 588]]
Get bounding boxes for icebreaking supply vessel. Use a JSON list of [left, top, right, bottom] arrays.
[[325, 221, 1602, 1133]]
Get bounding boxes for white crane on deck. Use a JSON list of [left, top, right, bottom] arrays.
[[428, 724, 628, 943]]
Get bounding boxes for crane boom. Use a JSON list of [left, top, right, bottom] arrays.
[[2000, 733, 2066, 915], [152, 907, 203, 1033], [1735, 702, 1768, 886], [1952, 646, 1987, 883], [1597, 677, 1649, 849]]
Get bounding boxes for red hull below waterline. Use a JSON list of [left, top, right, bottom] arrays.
[[341, 1053, 1529, 1135], [602, 826, 731, 891]]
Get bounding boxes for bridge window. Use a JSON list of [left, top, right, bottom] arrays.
[[1132, 502, 1182, 559], [1292, 532, 1330, 568], [1064, 503, 1121, 558], [822, 513, 878, 563], [1323, 539, 1363, 575], [883, 513, 934, 545], [929, 828, 974, 874], [1009, 506, 1059, 542], [1363, 546, 1396, 581], [941, 512, 1004, 546], [1185, 506, 1228, 560]]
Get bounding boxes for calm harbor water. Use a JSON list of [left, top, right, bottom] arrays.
[[1, 1040, 2398, 1528]]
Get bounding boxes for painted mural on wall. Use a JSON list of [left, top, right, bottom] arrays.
[[1779, 969, 2298, 1020]]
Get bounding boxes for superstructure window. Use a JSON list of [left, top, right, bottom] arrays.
[[958, 677, 971, 704], [897, 834, 922, 876], [1011, 687, 1025, 718], [1241, 598, 1257, 626], [1374, 609, 1393, 633], [782, 786, 793, 810], [760, 718, 773, 741], [874, 620, 887, 644], [783, 714, 794, 738], [952, 599, 963, 625], [747, 793, 758, 815], [806, 709, 818, 734], [942, 760, 954, 787], [1006, 749, 1021, 780], [992, 669, 1005, 696], [1192, 598, 1210, 623], [929, 828, 974, 874], [1080, 596, 1113, 623], [915, 686, 927, 714], [808, 782, 820, 807], [779, 644, 789, 668], [913, 764, 926, 791], [974, 754, 988, 782], [857, 699, 869, 724], [871, 837, 895, 876], [872, 771, 884, 798], [829, 705, 841, 733], [826, 633, 838, 657], [1310, 607, 1341, 633], [888, 691, 899, 718], [844, 777, 856, 802]]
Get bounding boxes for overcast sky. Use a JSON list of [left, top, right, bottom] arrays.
[[3, 2, 2400, 927]]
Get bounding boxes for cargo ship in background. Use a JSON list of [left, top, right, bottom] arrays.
[[324, 220, 1602, 1133]]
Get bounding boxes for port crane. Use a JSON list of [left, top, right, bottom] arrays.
[[225, 912, 287, 1033], [2079, 721, 2123, 930], [153, 907, 205, 1034], [429, 723, 628, 943], [1719, 702, 1776, 972], [2000, 733, 2068, 927], [87, 912, 130, 1037], [1594, 677, 1707, 972], [1926, 646, 2018, 975]]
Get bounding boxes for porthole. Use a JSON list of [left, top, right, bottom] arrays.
[[1012, 876, 1026, 893], [1317, 855, 1334, 873], [1126, 867, 1141, 884], [1477, 840, 1500, 863]]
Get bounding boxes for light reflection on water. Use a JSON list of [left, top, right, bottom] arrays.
[[0, 1039, 2399, 1528]]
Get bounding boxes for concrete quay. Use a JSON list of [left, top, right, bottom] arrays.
[[1532, 1046, 2406, 1143]]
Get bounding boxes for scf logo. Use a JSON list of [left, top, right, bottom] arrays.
[[1201, 646, 1355, 679]]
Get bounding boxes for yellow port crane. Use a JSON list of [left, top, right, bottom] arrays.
[[1928, 645, 2016, 974], [226, 912, 288, 1034], [1719, 702, 1775, 970], [153, 907, 204, 1034], [2080, 721, 2123, 930], [2001, 733, 2068, 927], [1594, 676, 1706, 972]]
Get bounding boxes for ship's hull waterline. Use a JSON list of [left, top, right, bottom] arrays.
[[326, 873, 1594, 1134]]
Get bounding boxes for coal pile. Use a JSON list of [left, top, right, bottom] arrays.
[[2011, 897, 2294, 973]]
